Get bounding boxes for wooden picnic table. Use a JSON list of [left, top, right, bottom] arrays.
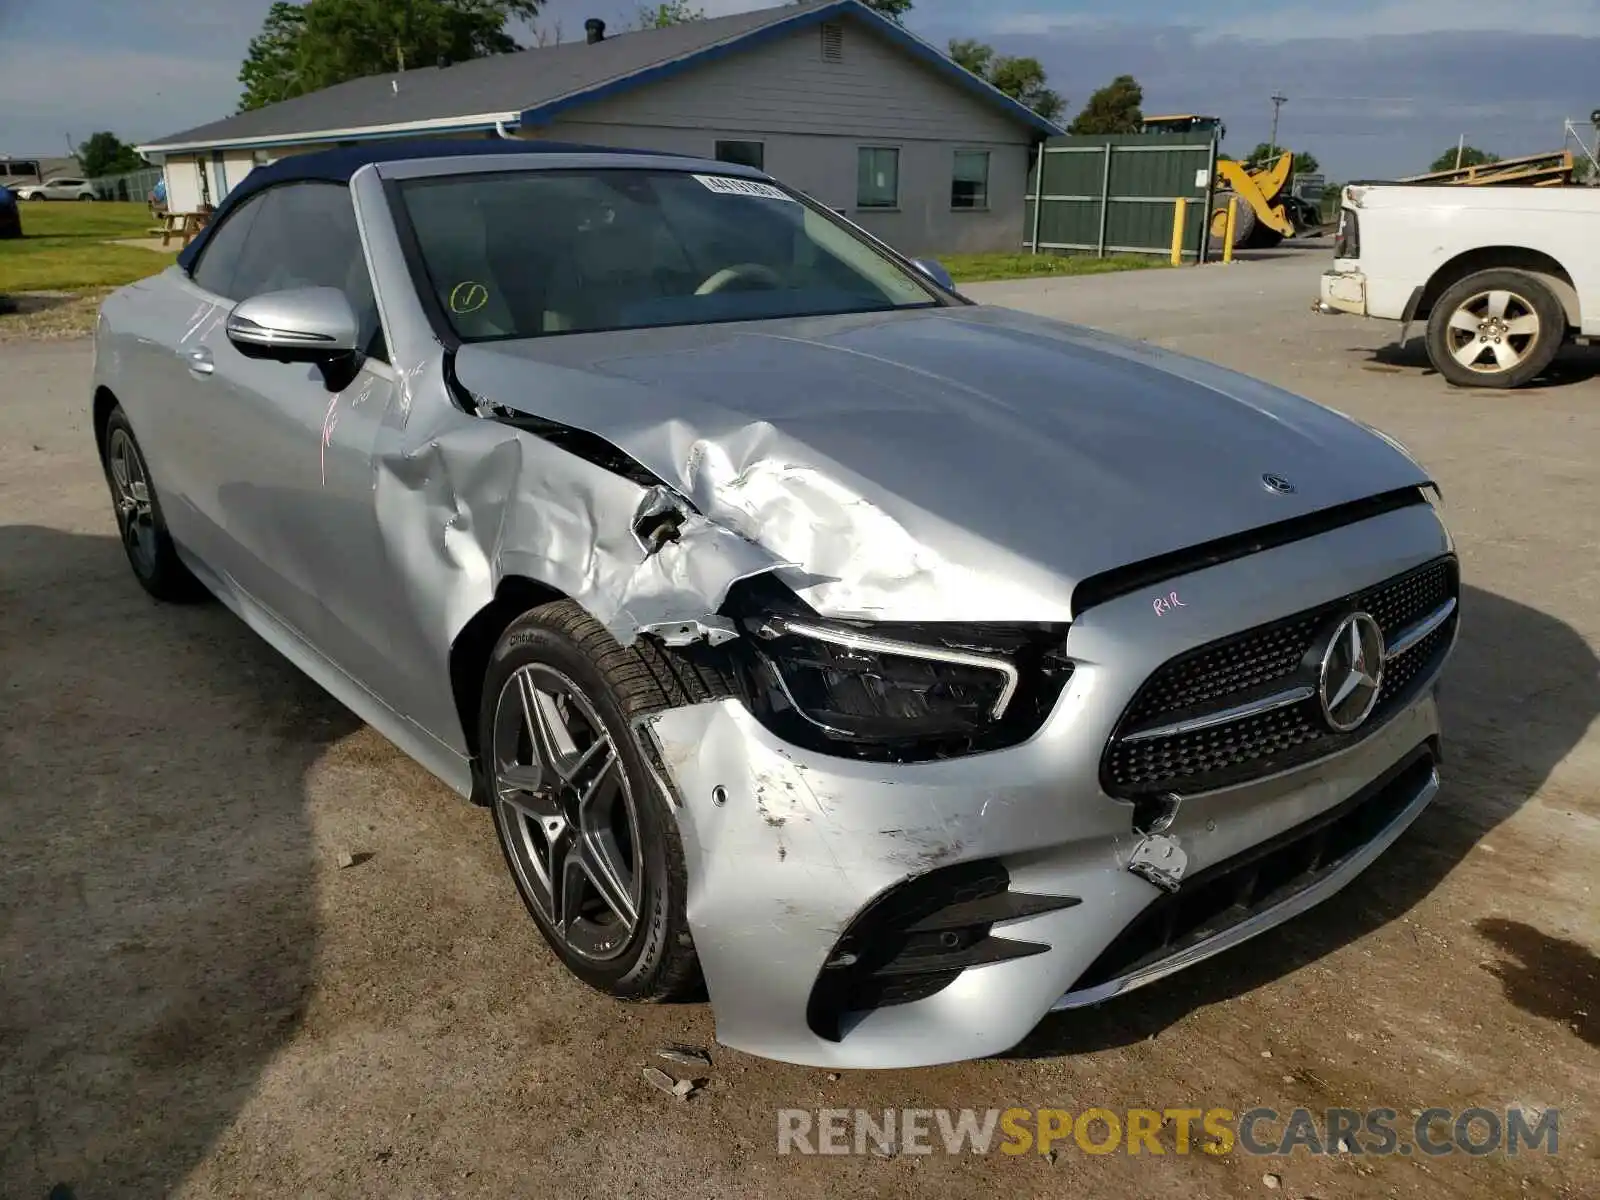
[[148, 206, 214, 248]]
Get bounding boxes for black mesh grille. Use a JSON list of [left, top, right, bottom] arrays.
[[1104, 558, 1457, 797], [1073, 748, 1435, 993]]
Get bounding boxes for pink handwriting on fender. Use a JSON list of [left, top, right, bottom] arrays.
[[1152, 591, 1186, 616]]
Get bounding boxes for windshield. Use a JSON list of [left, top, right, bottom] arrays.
[[396, 168, 941, 342]]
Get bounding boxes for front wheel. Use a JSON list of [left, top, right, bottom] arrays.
[[481, 601, 732, 1001], [1424, 269, 1565, 389]]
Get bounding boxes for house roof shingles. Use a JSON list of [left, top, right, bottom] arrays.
[[141, 0, 1059, 153]]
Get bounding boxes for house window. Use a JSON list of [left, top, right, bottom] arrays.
[[714, 140, 765, 171], [857, 147, 899, 209], [951, 150, 990, 210], [820, 22, 843, 62]]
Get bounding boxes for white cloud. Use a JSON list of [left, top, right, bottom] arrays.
[[991, 0, 1598, 43], [1203, 0, 1598, 41], [0, 43, 240, 149], [696, 0, 788, 15]]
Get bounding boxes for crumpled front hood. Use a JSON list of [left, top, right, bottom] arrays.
[[453, 304, 1429, 622]]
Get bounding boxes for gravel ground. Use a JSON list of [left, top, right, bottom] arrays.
[[3, 245, 1597, 1199]]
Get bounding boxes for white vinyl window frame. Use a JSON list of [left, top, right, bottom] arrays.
[[856, 145, 900, 211], [950, 148, 991, 212]]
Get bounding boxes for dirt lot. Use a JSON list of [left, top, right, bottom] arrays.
[[3, 248, 1597, 1199]]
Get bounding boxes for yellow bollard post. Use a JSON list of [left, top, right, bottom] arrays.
[[1223, 196, 1238, 264], [1170, 196, 1187, 265]]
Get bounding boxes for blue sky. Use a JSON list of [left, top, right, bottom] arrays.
[[0, 0, 1593, 179]]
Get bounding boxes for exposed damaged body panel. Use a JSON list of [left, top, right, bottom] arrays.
[[91, 142, 1459, 1068], [451, 307, 1432, 626]]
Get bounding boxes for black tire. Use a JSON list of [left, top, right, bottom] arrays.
[[78, 194, 95, 202], [480, 600, 735, 1002], [1425, 268, 1565, 389], [1210, 191, 1257, 252], [100, 406, 208, 602], [29, 193, 46, 201], [1244, 224, 1284, 250]]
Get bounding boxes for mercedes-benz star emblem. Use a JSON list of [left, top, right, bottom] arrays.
[[1318, 612, 1385, 732], [1262, 473, 1297, 495]]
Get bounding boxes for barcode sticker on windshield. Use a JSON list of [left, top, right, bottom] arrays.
[[693, 174, 794, 201]]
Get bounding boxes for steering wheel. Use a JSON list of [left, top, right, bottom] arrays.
[[694, 262, 784, 296]]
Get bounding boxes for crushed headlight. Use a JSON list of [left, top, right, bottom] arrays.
[[753, 616, 1018, 740], [722, 578, 1073, 762]]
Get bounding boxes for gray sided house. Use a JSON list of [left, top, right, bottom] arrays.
[[136, 0, 1060, 255]]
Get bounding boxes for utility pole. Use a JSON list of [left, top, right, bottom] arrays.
[[397, 0, 414, 72], [1455, 133, 1465, 170], [1268, 92, 1288, 158]]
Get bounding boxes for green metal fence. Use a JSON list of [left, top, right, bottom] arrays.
[[1025, 132, 1220, 261]]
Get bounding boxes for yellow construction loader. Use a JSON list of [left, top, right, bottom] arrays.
[[1141, 115, 1321, 250]]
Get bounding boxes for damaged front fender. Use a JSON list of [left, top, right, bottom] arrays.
[[374, 404, 792, 659]]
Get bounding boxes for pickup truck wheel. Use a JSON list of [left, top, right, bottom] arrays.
[[1425, 269, 1565, 389]]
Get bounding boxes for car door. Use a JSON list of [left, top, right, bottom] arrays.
[[178, 182, 413, 705], [118, 189, 266, 567]]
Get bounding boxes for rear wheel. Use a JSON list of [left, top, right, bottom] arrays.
[[481, 601, 734, 1001], [1424, 269, 1565, 389], [100, 406, 207, 602]]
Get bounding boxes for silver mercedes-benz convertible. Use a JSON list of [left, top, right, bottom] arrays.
[[92, 140, 1458, 1068]]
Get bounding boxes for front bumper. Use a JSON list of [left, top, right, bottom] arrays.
[[642, 502, 1455, 1068], [1318, 267, 1368, 316]]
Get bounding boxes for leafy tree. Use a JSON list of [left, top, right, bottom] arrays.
[[946, 38, 1064, 123], [239, 0, 542, 112], [238, 2, 309, 110], [857, 0, 912, 20], [1428, 145, 1499, 172], [796, 0, 911, 21], [77, 132, 145, 179], [946, 37, 993, 78], [634, 0, 702, 27], [1066, 74, 1142, 135], [1247, 142, 1319, 173]]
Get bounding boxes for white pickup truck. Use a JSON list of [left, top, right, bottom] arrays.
[[1316, 183, 1598, 388]]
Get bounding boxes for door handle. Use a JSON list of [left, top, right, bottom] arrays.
[[181, 346, 215, 377]]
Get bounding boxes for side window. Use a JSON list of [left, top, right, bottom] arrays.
[[190, 193, 267, 298], [714, 141, 765, 171], [951, 150, 990, 210], [224, 182, 388, 363], [856, 147, 899, 209]]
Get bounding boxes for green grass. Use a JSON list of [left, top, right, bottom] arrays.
[[942, 251, 1169, 284], [0, 200, 174, 292], [12, 199, 155, 239]]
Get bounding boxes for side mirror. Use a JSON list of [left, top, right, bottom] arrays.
[[226, 287, 359, 363], [912, 258, 955, 291]]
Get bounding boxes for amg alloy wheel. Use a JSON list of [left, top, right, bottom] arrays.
[[480, 601, 729, 999], [100, 406, 206, 602], [492, 662, 641, 962]]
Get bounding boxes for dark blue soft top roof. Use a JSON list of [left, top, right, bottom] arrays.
[[175, 136, 665, 271]]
